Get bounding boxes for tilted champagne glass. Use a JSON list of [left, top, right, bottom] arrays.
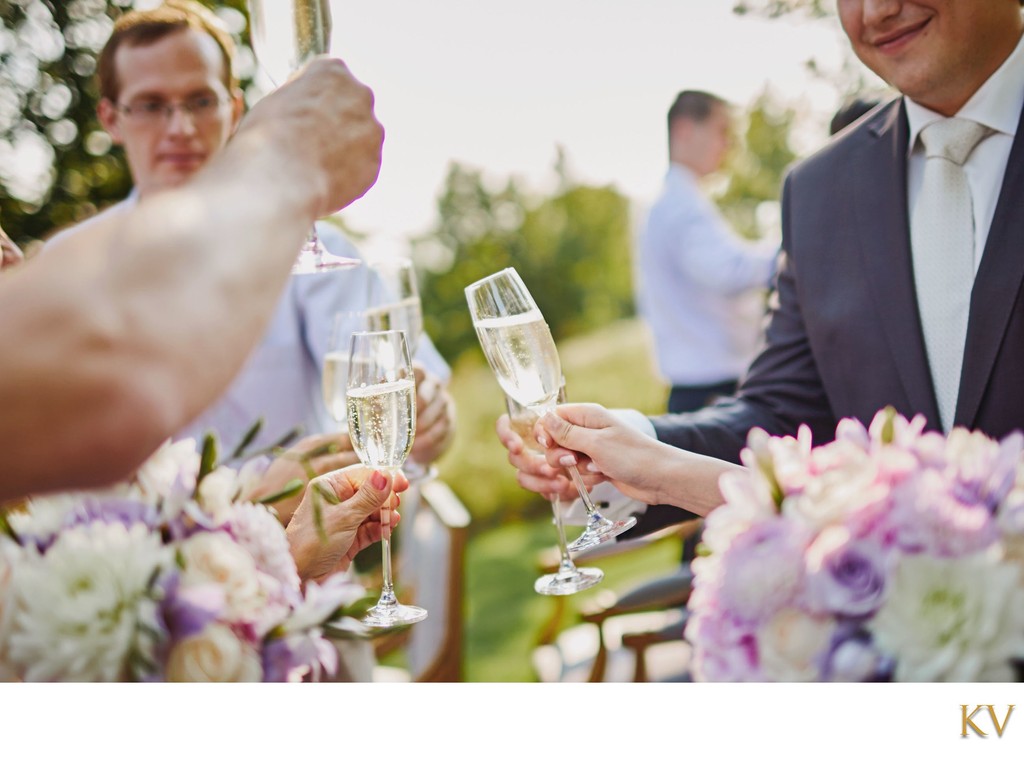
[[465, 267, 636, 553], [364, 257, 435, 483], [506, 389, 602, 595], [247, 0, 359, 273], [346, 330, 427, 627]]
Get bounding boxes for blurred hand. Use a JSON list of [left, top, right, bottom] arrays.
[[239, 57, 384, 218], [409, 363, 455, 466], [245, 432, 360, 524], [286, 465, 410, 583]]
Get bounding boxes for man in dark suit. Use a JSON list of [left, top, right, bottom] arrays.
[[498, 0, 1024, 517]]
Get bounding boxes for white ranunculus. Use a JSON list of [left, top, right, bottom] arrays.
[[196, 466, 243, 524], [5, 522, 170, 682], [783, 444, 884, 531], [166, 624, 262, 682], [134, 438, 200, 501], [868, 553, 1024, 681], [0, 537, 20, 681], [758, 608, 835, 682], [178, 531, 269, 625]]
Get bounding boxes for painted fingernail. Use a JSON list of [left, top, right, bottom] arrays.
[[537, 435, 549, 447], [587, 463, 600, 473], [370, 471, 388, 490], [559, 454, 577, 467]]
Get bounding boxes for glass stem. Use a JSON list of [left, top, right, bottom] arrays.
[[376, 477, 397, 610], [551, 496, 577, 575], [567, 462, 606, 522]]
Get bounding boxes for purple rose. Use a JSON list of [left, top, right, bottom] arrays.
[[805, 527, 887, 617]]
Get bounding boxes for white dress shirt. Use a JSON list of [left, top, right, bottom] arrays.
[[176, 222, 450, 453], [637, 164, 778, 386], [905, 31, 1024, 273]]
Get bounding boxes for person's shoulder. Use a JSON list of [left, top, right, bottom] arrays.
[[40, 200, 132, 256], [786, 97, 902, 187]]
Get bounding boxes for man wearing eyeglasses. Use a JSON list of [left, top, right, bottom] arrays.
[[42, 2, 455, 527]]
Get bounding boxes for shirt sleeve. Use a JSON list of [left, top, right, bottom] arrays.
[[649, 179, 778, 296]]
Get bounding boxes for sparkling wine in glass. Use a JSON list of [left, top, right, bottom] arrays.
[[465, 267, 636, 555], [347, 329, 426, 628], [364, 257, 424, 354], [506, 390, 602, 595], [247, 0, 359, 273]]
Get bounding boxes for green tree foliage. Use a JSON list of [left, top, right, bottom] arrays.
[[732, 0, 831, 18], [714, 89, 797, 239], [411, 155, 635, 365], [0, 0, 251, 250]]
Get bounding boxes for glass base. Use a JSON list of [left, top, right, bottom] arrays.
[[362, 602, 428, 629], [292, 237, 361, 274], [535, 566, 603, 596], [567, 514, 638, 555]]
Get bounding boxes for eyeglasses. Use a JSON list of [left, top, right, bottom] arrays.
[[115, 94, 228, 125]]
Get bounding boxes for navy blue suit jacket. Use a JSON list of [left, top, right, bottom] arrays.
[[645, 97, 1024, 522]]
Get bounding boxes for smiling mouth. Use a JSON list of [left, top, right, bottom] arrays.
[[872, 17, 931, 52]]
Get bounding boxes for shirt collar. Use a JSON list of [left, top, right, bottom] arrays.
[[905, 30, 1024, 156], [666, 162, 698, 186]]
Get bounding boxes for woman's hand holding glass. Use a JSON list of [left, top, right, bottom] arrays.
[[506, 392, 602, 595], [465, 267, 635, 557], [345, 329, 426, 627], [286, 465, 408, 583]]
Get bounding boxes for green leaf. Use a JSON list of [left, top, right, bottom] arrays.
[[880, 405, 897, 445], [257, 478, 305, 505], [228, 417, 263, 462], [0, 509, 18, 542], [195, 433, 218, 490]]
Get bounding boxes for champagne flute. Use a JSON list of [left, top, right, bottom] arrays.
[[465, 267, 636, 553], [365, 257, 436, 483], [364, 257, 424, 354], [347, 330, 427, 627], [506, 391, 603, 595], [247, 0, 359, 273], [321, 311, 369, 433]]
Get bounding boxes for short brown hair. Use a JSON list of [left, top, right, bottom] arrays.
[[667, 90, 728, 132], [97, 0, 238, 103]]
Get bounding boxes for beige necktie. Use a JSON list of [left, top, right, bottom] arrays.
[[910, 118, 992, 433]]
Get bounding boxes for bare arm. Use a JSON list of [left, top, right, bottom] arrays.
[[0, 59, 383, 500]]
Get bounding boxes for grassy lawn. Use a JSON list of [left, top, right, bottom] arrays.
[[462, 515, 683, 682]]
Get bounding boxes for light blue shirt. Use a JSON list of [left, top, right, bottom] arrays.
[[637, 164, 778, 386], [176, 222, 450, 453]]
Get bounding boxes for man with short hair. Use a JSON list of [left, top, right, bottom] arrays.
[[501, 0, 1024, 524], [44, 1, 455, 511], [638, 90, 777, 417]]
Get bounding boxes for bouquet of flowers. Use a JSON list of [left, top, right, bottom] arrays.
[[686, 408, 1024, 682], [0, 436, 368, 682]]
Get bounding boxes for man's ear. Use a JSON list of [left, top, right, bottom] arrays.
[[97, 98, 124, 145]]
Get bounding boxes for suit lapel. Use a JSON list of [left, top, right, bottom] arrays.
[[850, 102, 941, 428], [957, 100, 1024, 428]]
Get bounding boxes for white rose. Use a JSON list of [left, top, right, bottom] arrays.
[[179, 532, 267, 624], [134, 438, 200, 500], [758, 608, 835, 682], [166, 624, 262, 682]]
